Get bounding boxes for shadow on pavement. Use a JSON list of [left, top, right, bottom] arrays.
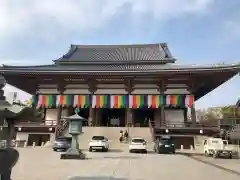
[[108, 149, 124, 153], [87, 155, 140, 160], [68, 176, 127, 180], [179, 152, 240, 176], [103, 156, 140, 160]]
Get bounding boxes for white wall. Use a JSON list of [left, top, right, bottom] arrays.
[[16, 132, 29, 141], [45, 109, 57, 125], [165, 110, 185, 127], [45, 108, 70, 125]]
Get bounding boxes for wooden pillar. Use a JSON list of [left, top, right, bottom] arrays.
[[6, 119, 15, 147], [88, 79, 97, 127], [55, 84, 65, 138], [126, 108, 133, 127], [191, 104, 197, 126], [88, 94, 94, 126], [125, 79, 133, 127], [158, 81, 165, 127]]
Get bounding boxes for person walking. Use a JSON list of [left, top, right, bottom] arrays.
[[124, 130, 129, 142], [119, 130, 123, 143]]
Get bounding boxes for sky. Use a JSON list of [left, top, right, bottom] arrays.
[[0, 0, 239, 109]]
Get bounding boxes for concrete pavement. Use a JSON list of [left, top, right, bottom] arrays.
[[11, 148, 240, 180]]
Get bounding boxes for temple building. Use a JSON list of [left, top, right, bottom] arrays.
[[0, 43, 239, 147]]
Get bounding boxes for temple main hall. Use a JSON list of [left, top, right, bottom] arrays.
[[0, 43, 239, 147]]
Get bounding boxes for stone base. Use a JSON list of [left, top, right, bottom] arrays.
[[60, 149, 86, 160]]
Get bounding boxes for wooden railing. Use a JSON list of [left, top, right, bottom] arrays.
[[15, 120, 57, 127]]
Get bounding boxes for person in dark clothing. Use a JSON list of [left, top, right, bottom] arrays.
[[0, 148, 19, 180], [124, 130, 129, 142], [119, 130, 123, 143]]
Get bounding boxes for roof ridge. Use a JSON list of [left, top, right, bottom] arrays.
[[72, 43, 166, 48]]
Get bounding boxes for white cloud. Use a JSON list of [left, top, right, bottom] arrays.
[[0, 0, 214, 38]]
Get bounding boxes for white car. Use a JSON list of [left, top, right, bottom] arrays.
[[129, 137, 147, 153], [88, 136, 109, 152]]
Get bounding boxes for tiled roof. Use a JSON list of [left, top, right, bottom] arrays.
[[0, 63, 239, 74], [237, 99, 240, 106], [54, 43, 175, 63]]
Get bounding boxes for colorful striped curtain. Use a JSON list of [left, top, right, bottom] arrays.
[[129, 95, 148, 108], [185, 95, 194, 108], [166, 95, 185, 106], [73, 95, 90, 108], [56, 95, 74, 107], [147, 95, 165, 108], [25, 95, 37, 107], [110, 95, 128, 108], [36, 95, 57, 108], [92, 95, 110, 108]]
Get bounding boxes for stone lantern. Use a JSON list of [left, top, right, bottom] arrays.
[[60, 114, 86, 160]]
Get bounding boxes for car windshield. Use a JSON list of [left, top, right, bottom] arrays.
[[212, 140, 220, 144], [56, 137, 72, 142], [160, 139, 172, 144], [92, 136, 105, 140], [132, 139, 145, 143]]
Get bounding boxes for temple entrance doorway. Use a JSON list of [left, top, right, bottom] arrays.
[[133, 109, 155, 127], [100, 108, 126, 127], [76, 108, 89, 126], [27, 134, 50, 146]]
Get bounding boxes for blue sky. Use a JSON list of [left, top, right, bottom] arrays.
[[0, 0, 239, 109]]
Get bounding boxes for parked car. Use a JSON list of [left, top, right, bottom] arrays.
[[204, 137, 235, 159], [129, 137, 147, 153], [52, 136, 72, 152], [154, 136, 175, 154], [88, 136, 109, 152]]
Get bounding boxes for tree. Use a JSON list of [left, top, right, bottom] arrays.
[[196, 108, 219, 126], [221, 106, 240, 118]]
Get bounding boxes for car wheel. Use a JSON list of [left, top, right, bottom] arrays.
[[172, 151, 175, 154], [89, 147, 92, 152], [53, 148, 57, 152], [129, 150, 133, 153], [102, 148, 107, 152], [143, 150, 147, 154]]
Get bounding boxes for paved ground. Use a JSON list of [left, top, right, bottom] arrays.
[[11, 148, 240, 180], [190, 155, 240, 174]]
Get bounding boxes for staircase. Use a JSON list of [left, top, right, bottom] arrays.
[[149, 119, 155, 141], [55, 119, 154, 149], [56, 119, 69, 137]]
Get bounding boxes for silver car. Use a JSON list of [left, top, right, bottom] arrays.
[[52, 137, 72, 152]]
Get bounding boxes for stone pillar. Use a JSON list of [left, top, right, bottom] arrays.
[[191, 104, 197, 126]]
